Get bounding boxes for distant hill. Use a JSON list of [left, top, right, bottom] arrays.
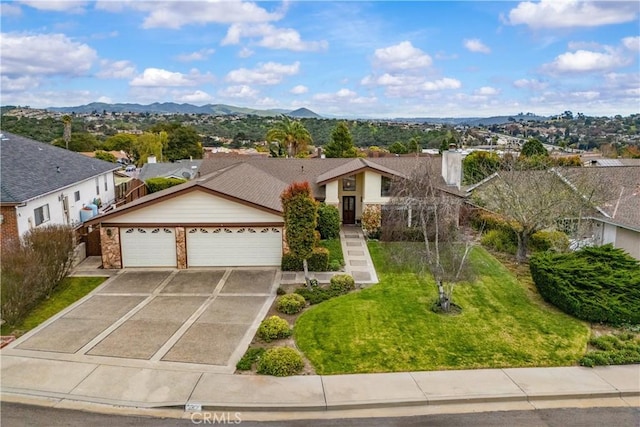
[[287, 107, 322, 118], [47, 102, 322, 118], [393, 113, 549, 126]]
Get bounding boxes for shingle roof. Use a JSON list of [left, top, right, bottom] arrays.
[[138, 159, 203, 181], [0, 131, 121, 204]]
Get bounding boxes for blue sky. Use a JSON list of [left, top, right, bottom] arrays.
[[1, 1, 639, 117]]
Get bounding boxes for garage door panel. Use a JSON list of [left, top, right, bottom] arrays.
[[187, 227, 282, 267], [120, 227, 177, 267]]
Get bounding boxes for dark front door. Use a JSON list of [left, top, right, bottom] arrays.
[[343, 196, 356, 225]]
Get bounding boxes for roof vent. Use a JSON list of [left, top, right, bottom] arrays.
[[56, 166, 61, 173]]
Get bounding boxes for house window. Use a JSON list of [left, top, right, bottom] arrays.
[[342, 175, 356, 191], [95, 177, 100, 195], [381, 176, 392, 197], [104, 176, 108, 191], [74, 191, 80, 202], [34, 204, 50, 226]]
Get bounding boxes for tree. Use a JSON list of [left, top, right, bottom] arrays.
[[407, 137, 421, 155], [94, 150, 117, 163], [165, 127, 201, 161], [104, 133, 137, 162], [266, 116, 312, 158], [521, 138, 548, 157], [324, 122, 357, 158], [281, 182, 318, 287], [472, 159, 601, 262], [61, 115, 72, 150], [133, 132, 163, 166], [462, 151, 501, 185], [388, 141, 408, 154], [388, 162, 475, 313], [53, 132, 98, 152]]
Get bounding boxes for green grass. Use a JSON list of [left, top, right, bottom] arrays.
[[319, 238, 344, 269], [295, 242, 589, 374], [1, 276, 106, 336]]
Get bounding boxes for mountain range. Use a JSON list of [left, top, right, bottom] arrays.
[[46, 102, 548, 125]]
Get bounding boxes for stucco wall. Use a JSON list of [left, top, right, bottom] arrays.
[[615, 227, 640, 260]]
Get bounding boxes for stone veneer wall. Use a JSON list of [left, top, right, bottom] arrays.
[[176, 226, 187, 269], [100, 226, 122, 269]]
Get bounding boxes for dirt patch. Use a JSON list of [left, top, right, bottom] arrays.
[[235, 285, 316, 376]]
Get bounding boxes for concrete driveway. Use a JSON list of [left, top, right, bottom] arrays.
[[10, 268, 277, 370]]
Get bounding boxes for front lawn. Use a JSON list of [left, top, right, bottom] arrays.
[[318, 238, 344, 270], [1, 276, 106, 337], [295, 242, 589, 374]]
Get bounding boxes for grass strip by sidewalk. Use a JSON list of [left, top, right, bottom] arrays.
[[1, 276, 106, 337], [295, 242, 589, 374]]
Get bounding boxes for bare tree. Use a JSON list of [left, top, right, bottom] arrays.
[[388, 161, 475, 313]]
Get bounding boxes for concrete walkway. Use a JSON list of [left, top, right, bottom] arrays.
[[280, 226, 378, 286]]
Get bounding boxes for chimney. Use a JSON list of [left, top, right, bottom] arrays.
[[147, 155, 157, 164], [441, 148, 463, 189]]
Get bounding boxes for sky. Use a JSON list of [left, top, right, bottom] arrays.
[[1, 1, 639, 118]]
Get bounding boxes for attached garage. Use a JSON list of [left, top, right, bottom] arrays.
[[186, 227, 282, 267], [120, 227, 177, 267]]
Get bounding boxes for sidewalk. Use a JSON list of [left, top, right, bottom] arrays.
[[280, 226, 378, 286], [1, 355, 638, 412]]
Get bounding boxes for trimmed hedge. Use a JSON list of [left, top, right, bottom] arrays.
[[276, 293, 306, 315], [257, 347, 304, 376], [145, 177, 187, 193], [530, 245, 640, 326], [530, 230, 570, 253], [317, 203, 340, 240], [329, 274, 355, 294], [257, 316, 292, 342], [281, 247, 329, 271]]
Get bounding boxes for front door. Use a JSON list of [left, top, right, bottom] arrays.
[[343, 196, 356, 225]]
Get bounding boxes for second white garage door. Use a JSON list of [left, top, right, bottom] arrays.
[[120, 227, 177, 267], [187, 227, 282, 267]]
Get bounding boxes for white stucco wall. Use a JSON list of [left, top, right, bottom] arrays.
[[362, 170, 391, 205], [16, 172, 116, 236], [109, 190, 282, 224], [325, 181, 339, 205], [615, 227, 640, 260], [602, 223, 617, 245]]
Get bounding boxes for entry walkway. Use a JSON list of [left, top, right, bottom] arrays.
[[280, 226, 378, 286]]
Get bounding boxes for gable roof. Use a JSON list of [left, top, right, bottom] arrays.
[[138, 159, 203, 181], [0, 131, 121, 204]]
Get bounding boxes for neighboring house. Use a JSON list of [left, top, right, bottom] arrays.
[[0, 132, 120, 248], [87, 155, 462, 269], [137, 158, 203, 182]]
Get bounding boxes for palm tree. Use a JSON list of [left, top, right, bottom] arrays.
[[266, 116, 312, 158], [62, 115, 72, 150]]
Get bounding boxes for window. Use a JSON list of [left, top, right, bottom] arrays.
[[104, 176, 108, 191], [381, 176, 392, 197], [74, 191, 80, 202], [342, 175, 356, 191], [34, 204, 50, 226], [95, 177, 100, 195]]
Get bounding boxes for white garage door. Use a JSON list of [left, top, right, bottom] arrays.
[[120, 227, 177, 267], [187, 227, 282, 267]]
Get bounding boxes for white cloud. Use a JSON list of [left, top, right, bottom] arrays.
[[225, 61, 299, 85], [290, 85, 308, 95], [543, 49, 630, 74], [238, 47, 254, 58], [622, 36, 640, 52], [313, 88, 377, 105], [130, 68, 212, 87], [218, 85, 259, 99], [176, 48, 215, 62], [569, 91, 600, 100], [222, 23, 327, 52], [97, 60, 136, 79], [97, 95, 113, 103], [464, 38, 491, 54], [0, 75, 40, 92], [175, 90, 214, 104], [0, 32, 97, 77], [19, 0, 88, 13], [373, 41, 432, 71], [0, 3, 22, 16], [138, 1, 281, 29], [506, 0, 638, 29], [474, 86, 500, 96], [513, 78, 548, 91], [421, 78, 462, 91]]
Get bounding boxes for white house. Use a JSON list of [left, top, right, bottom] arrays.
[[0, 132, 121, 248]]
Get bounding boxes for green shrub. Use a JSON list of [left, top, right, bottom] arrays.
[[530, 230, 570, 253], [236, 347, 265, 371], [317, 203, 340, 240], [276, 287, 286, 296], [281, 247, 330, 271], [481, 229, 517, 254], [328, 260, 342, 271], [295, 287, 331, 305], [276, 294, 306, 315], [257, 347, 304, 376], [329, 274, 355, 295], [145, 177, 187, 193], [530, 245, 640, 326], [257, 316, 292, 342]]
